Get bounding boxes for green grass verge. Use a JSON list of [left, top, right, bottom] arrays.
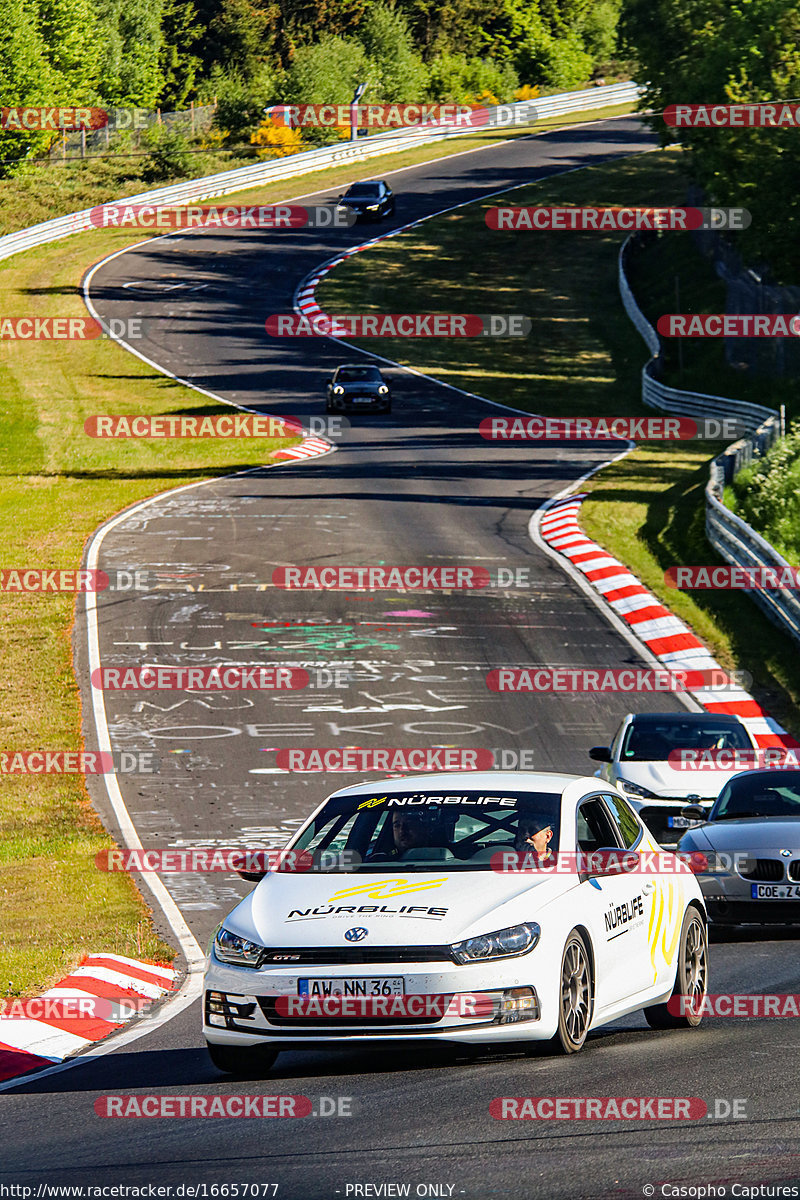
[[317, 147, 800, 741]]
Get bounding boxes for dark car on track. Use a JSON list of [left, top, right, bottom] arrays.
[[325, 364, 392, 414], [336, 180, 395, 221]]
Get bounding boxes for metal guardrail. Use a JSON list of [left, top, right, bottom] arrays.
[[643, 372, 776, 434], [0, 82, 641, 266], [618, 235, 800, 646], [530, 81, 639, 118], [618, 238, 776, 434], [706, 488, 800, 641]]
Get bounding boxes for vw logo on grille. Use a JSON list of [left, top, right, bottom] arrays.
[[344, 926, 369, 942]]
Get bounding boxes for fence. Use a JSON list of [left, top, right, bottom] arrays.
[[0, 81, 641, 265], [55, 104, 218, 160], [685, 183, 800, 379], [618, 233, 800, 647]]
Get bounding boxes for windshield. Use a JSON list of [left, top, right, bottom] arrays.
[[336, 367, 382, 382], [712, 771, 800, 820], [289, 789, 563, 870], [345, 185, 380, 198], [620, 718, 751, 762]]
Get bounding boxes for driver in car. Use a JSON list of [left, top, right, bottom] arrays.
[[368, 809, 451, 860], [391, 810, 437, 855]]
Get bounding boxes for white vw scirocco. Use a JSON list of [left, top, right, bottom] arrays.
[[203, 772, 708, 1074]]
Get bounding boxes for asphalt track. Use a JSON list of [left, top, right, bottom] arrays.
[[2, 117, 798, 1198]]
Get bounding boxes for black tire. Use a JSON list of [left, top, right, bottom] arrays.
[[548, 931, 593, 1054], [644, 906, 708, 1029], [206, 1041, 279, 1076], [384, 403, 392, 414], [325, 401, 334, 414]]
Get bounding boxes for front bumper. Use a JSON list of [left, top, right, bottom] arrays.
[[328, 394, 390, 412], [705, 897, 800, 924], [337, 206, 383, 222], [698, 863, 800, 923], [203, 954, 550, 1046]]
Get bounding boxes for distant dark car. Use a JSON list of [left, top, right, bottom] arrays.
[[336, 180, 395, 221], [678, 767, 800, 925], [325, 364, 391, 414]]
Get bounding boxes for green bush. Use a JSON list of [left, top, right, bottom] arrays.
[[142, 127, 193, 179], [515, 27, 593, 90], [425, 53, 520, 104], [283, 36, 378, 105], [205, 66, 277, 139], [729, 424, 800, 564]]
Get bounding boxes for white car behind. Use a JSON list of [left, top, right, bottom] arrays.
[[589, 712, 758, 846]]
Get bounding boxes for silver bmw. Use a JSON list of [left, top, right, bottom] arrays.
[[677, 768, 800, 925]]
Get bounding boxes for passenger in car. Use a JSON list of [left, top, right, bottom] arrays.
[[515, 814, 557, 866]]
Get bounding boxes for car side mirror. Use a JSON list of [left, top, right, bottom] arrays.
[[589, 746, 612, 763], [681, 804, 707, 821], [579, 848, 637, 880], [234, 867, 269, 883]]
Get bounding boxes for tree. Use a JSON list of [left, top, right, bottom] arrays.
[[621, 0, 800, 277], [36, 0, 101, 97], [359, 4, 428, 100], [283, 34, 378, 103], [95, 0, 165, 107], [277, 0, 366, 65], [394, 0, 511, 58], [158, 0, 203, 107], [0, 0, 83, 175], [198, 0, 280, 81]]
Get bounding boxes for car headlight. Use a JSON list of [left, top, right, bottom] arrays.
[[695, 851, 737, 875], [213, 925, 266, 968], [332, 385, 345, 395], [619, 780, 658, 800], [367, 204, 380, 210], [378, 385, 389, 394], [451, 922, 540, 964]]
